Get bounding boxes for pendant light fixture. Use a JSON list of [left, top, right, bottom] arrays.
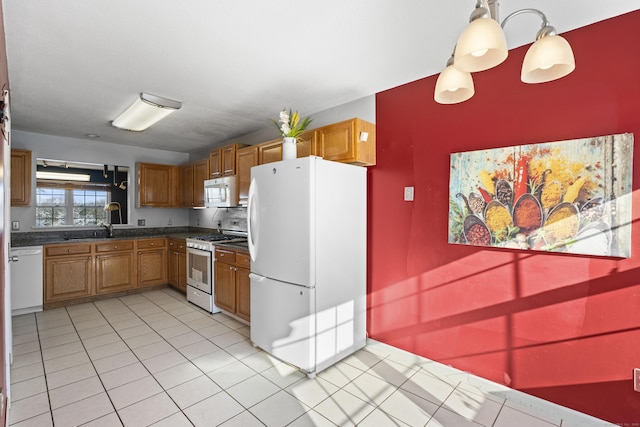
[[111, 92, 182, 132], [434, 52, 475, 104], [435, 0, 575, 104]]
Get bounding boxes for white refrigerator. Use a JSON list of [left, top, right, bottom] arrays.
[[248, 156, 367, 377]]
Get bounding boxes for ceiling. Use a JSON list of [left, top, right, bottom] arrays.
[[3, 1, 639, 154]]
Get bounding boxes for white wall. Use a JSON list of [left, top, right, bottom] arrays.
[[10, 131, 192, 231]]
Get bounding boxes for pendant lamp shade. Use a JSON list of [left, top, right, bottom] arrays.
[[434, 65, 475, 104], [454, 17, 508, 73], [521, 34, 575, 84]]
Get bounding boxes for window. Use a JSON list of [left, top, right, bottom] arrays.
[[36, 186, 109, 227]]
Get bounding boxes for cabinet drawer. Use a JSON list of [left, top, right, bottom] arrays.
[[236, 251, 251, 268], [45, 243, 92, 257], [95, 240, 134, 253], [168, 238, 186, 253], [137, 238, 166, 250], [215, 248, 236, 263]]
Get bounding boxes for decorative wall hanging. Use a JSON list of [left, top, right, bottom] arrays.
[[448, 133, 633, 258]]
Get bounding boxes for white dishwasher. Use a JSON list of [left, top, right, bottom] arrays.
[[10, 246, 44, 315]]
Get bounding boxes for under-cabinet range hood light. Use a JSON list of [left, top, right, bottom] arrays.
[[111, 92, 182, 132]]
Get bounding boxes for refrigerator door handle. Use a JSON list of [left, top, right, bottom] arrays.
[[247, 177, 258, 262], [249, 273, 265, 282]]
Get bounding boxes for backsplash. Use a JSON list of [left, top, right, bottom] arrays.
[[211, 207, 247, 232]]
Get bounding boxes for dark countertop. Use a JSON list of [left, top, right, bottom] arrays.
[[10, 227, 216, 248]]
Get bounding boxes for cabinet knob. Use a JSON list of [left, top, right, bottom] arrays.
[[150, 242, 154, 246], [67, 249, 72, 253], [114, 246, 118, 249]]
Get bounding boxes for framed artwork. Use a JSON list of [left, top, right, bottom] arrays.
[[448, 133, 633, 258]]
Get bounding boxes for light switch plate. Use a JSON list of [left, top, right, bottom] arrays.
[[11, 221, 19, 231], [404, 186, 414, 201]]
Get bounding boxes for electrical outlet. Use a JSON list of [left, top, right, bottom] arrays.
[[404, 186, 414, 201], [138, 219, 146, 226], [634, 368, 640, 392], [11, 221, 19, 231], [168, 218, 172, 226]]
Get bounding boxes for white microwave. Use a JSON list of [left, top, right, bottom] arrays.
[[204, 176, 238, 207]]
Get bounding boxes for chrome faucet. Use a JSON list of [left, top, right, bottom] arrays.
[[103, 223, 113, 238]]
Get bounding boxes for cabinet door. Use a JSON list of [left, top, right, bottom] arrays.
[[96, 252, 135, 294], [138, 249, 167, 287], [297, 130, 316, 158], [193, 158, 209, 207], [236, 266, 251, 322], [236, 146, 259, 205], [11, 149, 32, 206], [315, 118, 376, 166], [214, 261, 236, 313], [44, 256, 93, 303], [179, 163, 194, 207], [168, 249, 179, 288], [138, 163, 177, 207], [221, 145, 237, 176], [177, 251, 187, 292], [259, 139, 282, 164], [315, 120, 355, 163], [209, 149, 222, 178]]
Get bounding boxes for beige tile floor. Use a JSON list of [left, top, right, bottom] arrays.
[[8, 288, 616, 427]]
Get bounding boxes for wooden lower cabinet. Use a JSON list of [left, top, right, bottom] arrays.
[[235, 252, 251, 322], [136, 238, 167, 287], [44, 238, 170, 306], [214, 247, 250, 322], [168, 238, 187, 293], [214, 248, 236, 313], [45, 252, 93, 303], [95, 240, 135, 294]]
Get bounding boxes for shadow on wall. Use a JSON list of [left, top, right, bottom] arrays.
[[368, 212, 640, 423]]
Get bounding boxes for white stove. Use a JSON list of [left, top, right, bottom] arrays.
[[185, 232, 247, 313]]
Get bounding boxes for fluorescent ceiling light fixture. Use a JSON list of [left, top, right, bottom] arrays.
[[436, 0, 575, 104], [111, 92, 182, 132], [36, 171, 91, 181]]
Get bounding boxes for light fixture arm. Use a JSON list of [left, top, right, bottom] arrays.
[[501, 8, 557, 40]]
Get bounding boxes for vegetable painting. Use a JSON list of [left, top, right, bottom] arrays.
[[448, 133, 633, 258]]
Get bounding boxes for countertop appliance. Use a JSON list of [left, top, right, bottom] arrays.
[[10, 245, 44, 315], [204, 176, 238, 207], [248, 156, 367, 378], [186, 232, 246, 312]]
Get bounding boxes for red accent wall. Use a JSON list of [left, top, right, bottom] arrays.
[[370, 10, 640, 424]]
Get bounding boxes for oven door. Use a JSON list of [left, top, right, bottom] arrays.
[[186, 247, 212, 293]]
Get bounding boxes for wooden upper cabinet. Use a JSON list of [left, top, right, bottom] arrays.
[[11, 148, 32, 206], [258, 139, 282, 164], [236, 146, 259, 205], [297, 130, 316, 159], [209, 149, 222, 178], [223, 143, 248, 176], [137, 162, 178, 207], [193, 158, 209, 207], [315, 118, 376, 166], [179, 163, 195, 207]]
